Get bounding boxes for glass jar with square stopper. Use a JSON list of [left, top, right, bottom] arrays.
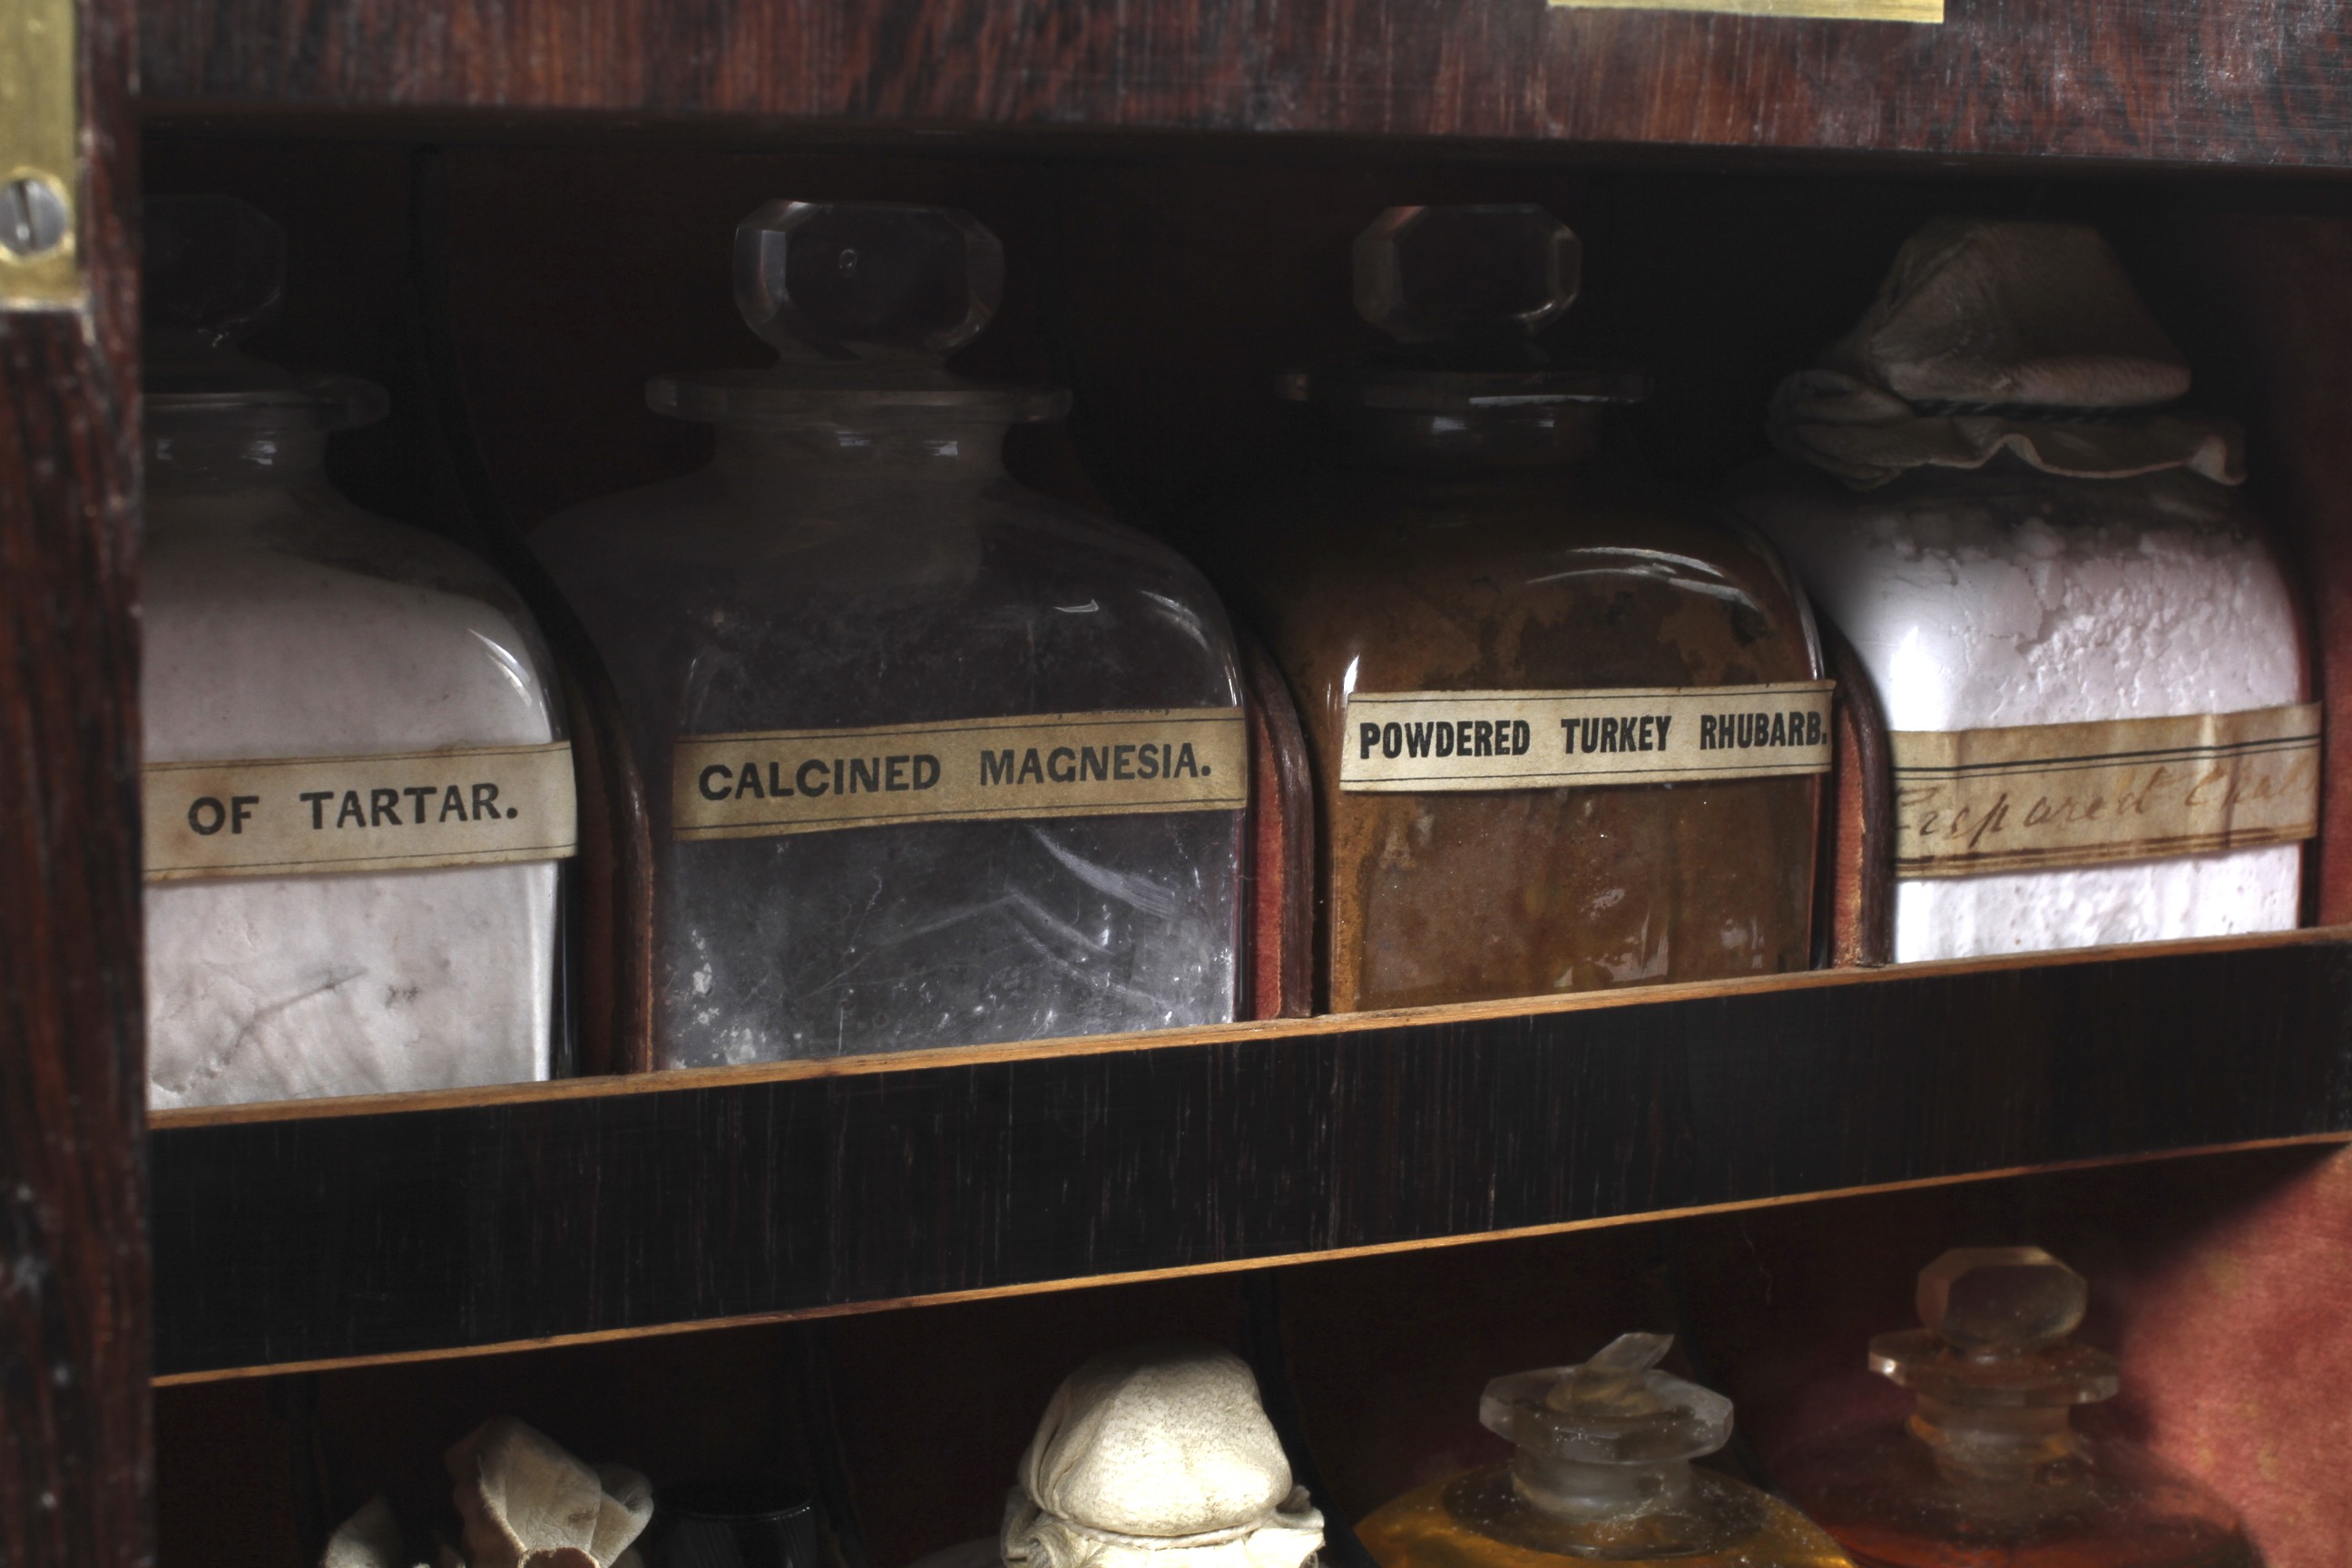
[[534, 201, 1247, 1065], [1221, 205, 1828, 1013]]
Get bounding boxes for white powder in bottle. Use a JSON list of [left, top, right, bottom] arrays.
[[1749, 471, 2303, 962], [1736, 219, 2307, 963], [143, 481, 561, 1109]]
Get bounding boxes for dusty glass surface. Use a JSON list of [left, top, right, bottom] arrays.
[[1237, 420, 1822, 1012], [1728, 460, 2304, 963], [1224, 207, 1820, 1013], [142, 199, 561, 1108], [534, 202, 1243, 1066], [1357, 1334, 1851, 1568], [1776, 1250, 2253, 1568]]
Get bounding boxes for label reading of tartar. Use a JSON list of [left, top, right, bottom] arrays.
[[1339, 683, 1835, 792], [142, 741, 579, 883], [671, 708, 1248, 840]]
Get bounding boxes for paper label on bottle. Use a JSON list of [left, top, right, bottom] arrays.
[[670, 708, 1249, 841], [1545, 0, 1941, 23], [1891, 704, 2322, 878], [1338, 682, 1836, 791], [142, 742, 579, 883]]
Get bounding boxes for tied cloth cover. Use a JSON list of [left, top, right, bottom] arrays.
[[320, 1419, 653, 1568], [1003, 1344, 1325, 1568], [1769, 219, 2243, 491]]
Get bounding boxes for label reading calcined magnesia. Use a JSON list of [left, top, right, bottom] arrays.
[[671, 708, 1248, 841], [1339, 683, 1835, 792], [1892, 703, 2322, 877], [142, 742, 579, 883]]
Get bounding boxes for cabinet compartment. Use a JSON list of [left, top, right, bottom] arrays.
[[155, 1143, 2352, 1568]]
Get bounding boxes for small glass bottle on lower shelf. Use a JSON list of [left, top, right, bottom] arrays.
[[534, 201, 1246, 1065], [1357, 1333, 1852, 1568], [142, 196, 571, 1109], [1774, 1249, 2254, 1568]]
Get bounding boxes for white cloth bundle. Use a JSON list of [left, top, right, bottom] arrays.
[[1002, 1345, 1323, 1568], [1770, 219, 2242, 490]]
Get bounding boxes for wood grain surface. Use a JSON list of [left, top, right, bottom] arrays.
[[0, 0, 152, 1560], [149, 935, 2352, 1378], [133, 0, 2352, 167]]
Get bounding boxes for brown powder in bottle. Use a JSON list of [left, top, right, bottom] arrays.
[[1230, 410, 1822, 1013]]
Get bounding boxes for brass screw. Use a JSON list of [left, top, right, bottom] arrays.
[[0, 175, 71, 260]]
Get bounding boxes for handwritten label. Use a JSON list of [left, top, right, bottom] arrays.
[[143, 742, 578, 883], [671, 709, 1248, 841], [1891, 704, 2321, 877], [1339, 683, 1835, 792]]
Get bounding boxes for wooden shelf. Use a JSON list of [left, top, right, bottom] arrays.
[[134, 0, 2352, 168], [150, 930, 2352, 1382]]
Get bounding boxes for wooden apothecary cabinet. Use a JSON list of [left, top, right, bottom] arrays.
[[9, 3, 2352, 1568]]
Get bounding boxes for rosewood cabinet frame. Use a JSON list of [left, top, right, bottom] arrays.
[[8, 4, 2352, 1568]]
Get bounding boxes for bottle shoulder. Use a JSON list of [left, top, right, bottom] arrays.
[[1214, 461, 1819, 700], [534, 470, 1241, 731], [143, 484, 559, 760], [1723, 455, 2306, 730]]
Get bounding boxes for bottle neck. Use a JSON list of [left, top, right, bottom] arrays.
[[1322, 403, 1602, 471], [711, 416, 1011, 484], [1510, 1449, 1697, 1523], [146, 421, 329, 497], [1910, 1396, 2082, 1481]]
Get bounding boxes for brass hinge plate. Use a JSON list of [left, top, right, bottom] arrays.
[[0, 0, 82, 309]]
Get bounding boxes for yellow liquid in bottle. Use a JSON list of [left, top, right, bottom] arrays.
[[1358, 1465, 1855, 1568]]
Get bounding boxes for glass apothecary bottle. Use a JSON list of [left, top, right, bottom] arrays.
[[1724, 220, 2309, 964], [534, 201, 1246, 1066], [142, 196, 572, 1110], [1223, 206, 1828, 1013], [1357, 1333, 1851, 1568], [1775, 1248, 2254, 1568]]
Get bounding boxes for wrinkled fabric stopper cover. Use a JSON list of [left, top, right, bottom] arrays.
[[1002, 1343, 1323, 1568], [318, 1420, 652, 1568], [1771, 219, 2243, 490], [448, 1419, 653, 1568]]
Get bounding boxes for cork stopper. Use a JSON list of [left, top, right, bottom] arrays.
[[1870, 1248, 2119, 1476], [654, 200, 1063, 424]]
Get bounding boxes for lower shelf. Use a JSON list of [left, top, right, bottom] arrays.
[[150, 931, 2352, 1381]]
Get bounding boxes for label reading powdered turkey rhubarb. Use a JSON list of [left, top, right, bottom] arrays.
[[1339, 683, 1835, 792], [1891, 704, 2322, 877], [142, 742, 579, 883], [671, 708, 1248, 841]]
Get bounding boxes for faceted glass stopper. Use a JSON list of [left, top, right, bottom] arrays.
[[1871, 1247, 2120, 1411], [143, 194, 285, 352], [1919, 1247, 2088, 1353], [1480, 1333, 1733, 1465], [1353, 205, 1582, 345], [734, 201, 1004, 363]]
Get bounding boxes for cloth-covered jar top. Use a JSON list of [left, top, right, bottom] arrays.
[[1771, 219, 2241, 489], [1003, 1344, 1323, 1568]]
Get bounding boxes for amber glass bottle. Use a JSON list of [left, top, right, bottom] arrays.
[[1225, 206, 1826, 1013], [1358, 1333, 1852, 1568], [1776, 1249, 2254, 1568]]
